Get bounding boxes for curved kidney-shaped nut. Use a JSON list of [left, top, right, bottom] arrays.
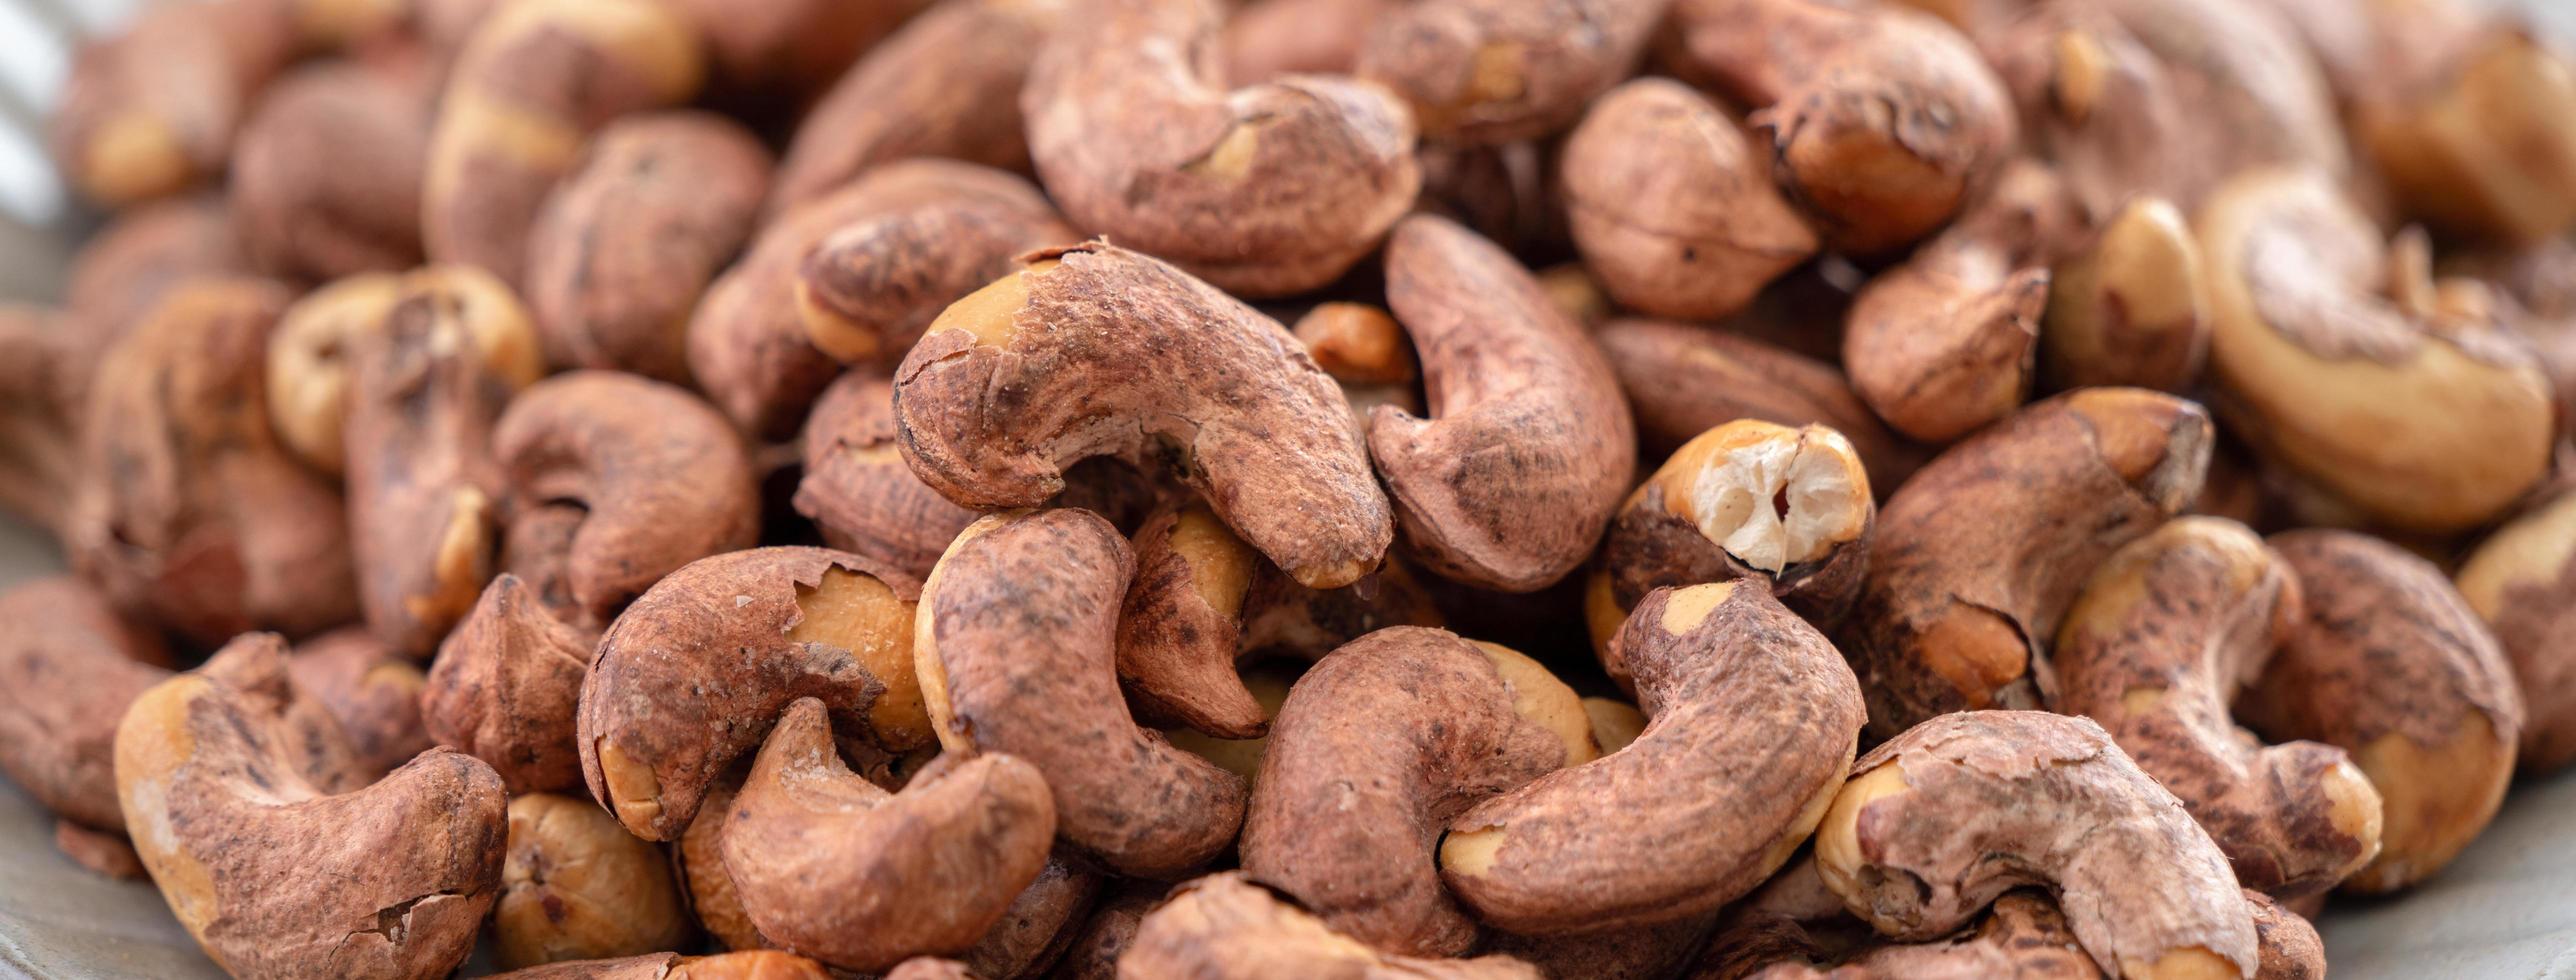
[[1591, 421, 1873, 659], [916, 510, 1248, 877], [1372, 214, 1635, 592], [2198, 168, 2555, 533], [1355, 0, 1665, 145], [2236, 529, 2524, 893], [1024, 0, 1420, 297], [525, 111, 771, 383], [66, 196, 252, 339], [895, 243, 1391, 590], [1240, 628, 1590, 956], [2049, 517, 2384, 897], [2244, 890, 2324, 980], [230, 61, 430, 282], [1561, 78, 1818, 321], [1594, 319, 1918, 487], [289, 629, 435, 779], [1811, 891, 2102, 979], [796, 162, 1079, 365], [1442, 582, 1865, 933], [267, 273, 403, 475], [1223, 0, 1382, 82], [423, 0, 705, 287], [2356, 24, 2576, 246], [115, 634, 507, 980], [1814, 711, 2257, 980], [482, 951, 833, 980], [2456, 489, 2576, 771], [0, 578, 172, 835], [2040, 196, 2209, 393], [49, 1, 291, 207], [721, 698, 1056, 972], [67, 278, 362, 646], [663, 0, 923, 100], [496, 792, 691, 969], [1123, 873, 1543, 979], [493, 371, 759, 628], [794, 371, 980, 578], [580, 547, 922, 840], [1661, 0, 2015, 255], [424, 574, 596, 794], [1845, 388, 2211, 737]]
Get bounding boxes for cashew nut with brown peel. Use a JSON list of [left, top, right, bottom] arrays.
[[1593, 319, 1920, 488], [1122, 873, 1543, 979], [2456, 489, 2576, 771], [1222, 0, 1383, 83], [961, 855, 1102, 979], [0, 578, 173, 852], [48, 1, 292, 207], [2236, 529, 2524, 893], [2198, 167, 2556, 533], [482, 951, 833, 980], [1239, 628, 1593, 956], [1354, 0, 1667, 145], [1845, 388, 2211, 737], [2331, 5, 2576, 245], [1441, 581, 1866, 933], [66, 196, 253, 339], [1814, 711, 2258, 980], [424, 575, 597, 794], [1372, 214, 1636, 592], [288, 629, 435, 779], [579, 546, 922, 840], [916, 509, 1249, 878], [267, 273, 403, 475], [1560, 78, 1819, 322], [0, 308, 97, 534], [1705, 892, 2104, 979], [1023, 0, 1421, 297], [895, 243, 1392, 590], [115, 634, 509, 980], [2243, 891, 2325, 980], [493, 370, 760, 629], [229, 61, 430, 282], [496, 792, 691, 969], [1589, 421, 1874, 663], [795, 161, 1080, 365], [2039, 197, 2210, 393], [1292, 302, 1425, 428], [2047, 517, 2385, 897]]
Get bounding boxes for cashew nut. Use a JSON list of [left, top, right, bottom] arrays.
[[1355, 0, 1667, 145], [2040, 197, 2210, 393], [495, 792, 691, 969], [0, 577, 173, 839], [288, 629, 435, 779], [2455, 488, 2576, 771], [795, 161, 1080, 365], [1594, 318, 1920, 488], [1120, 873, 1542, 979], [230, 61, 430, 282], [423, 574, 597, 794]]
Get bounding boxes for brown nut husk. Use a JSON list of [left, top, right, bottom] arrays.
[[423, 574, 598, 795], [525, 111, 772, 383], [1241, 628, 1592, 955], [792, 371, 981, 578], [2244, 890, 2324, 980], [1844, 388, 2211, 737], [1051, 883, 1162, 980], [66, 278, 363, 646], [1023, 0, 1421, 297], [1560, 78, 1818, 321], [722, 698, 1057, 972], [2198, 168, 2556, 533], [916, 510, 1248, 878], [0, 577, 173, 836], [49, 1, 293, 207], [1442, 582, 1865, 934], [2047, 517, 2384, 897], [493, 370, 760, 628], [795, 161, 1079, 365], [230, 60, 431, 281], [895, 242, 1392, 590], [2038, 196, 2210, 393], [66, 195, 252, 338], [1594, 319, 1919, 488], [580, 546, 922, 840], [0, 308, 101, 534], [674, 779, 761, 952], [115, 634, 508, 980], [1813, 710, 2257, 980], [289, 629, 435, 778], [1713, 891, 2106, 979], [665, 0, 926, 100], [1355, 0, 1667, 146], [2455, 489, 2576, 771], [2343, 13, 2576, 246], [1372, 214, 1635, 592], [1122, 873, 1543, 979], [496, 792, 692, 969], [2238, 529, 2524, 893], [963, 855, 1100, 979]]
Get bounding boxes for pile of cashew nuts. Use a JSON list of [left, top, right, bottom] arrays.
[[4, 0, 2575, 977]]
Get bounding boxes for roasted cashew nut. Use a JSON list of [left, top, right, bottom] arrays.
[[423, 574, 596, 795], [1356, 0, 1667, 145], [1121, 873, 1542, 979], [2455, 489, 2576, 772]]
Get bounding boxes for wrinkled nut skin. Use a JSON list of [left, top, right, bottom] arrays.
[[0, 577, 173, 834], [2238, 530, 2524, 894], [424, 574, 597, 794], [768, 0, 1065, 215], [1714, 892, 2102, 979], [1052, 883, 1161, 980], [1024, 0, 1422, 297], [267, 273, 404, 476], [895, 242, 1393, 591], [1661, 0, 2016, 255], [963, 854, 1100, 979], [1122, 874, 1544, 979], [230, 61, 431, 281], [496, 792, 692, 969], [2039, 197, 2211, 393], [916, 510, 1249, 878], [2198, 168, 2555, 534], [1240, 628, 1583, 956], [493, 371, 760, 628], [1373, 214, 1636, 593], [1355, 0, 1667, 145], [525, 111, 771, 383], [794, 371, 980, 579], [114, 634, 508, 980], [1443, 582, 1865, 934], [2048, 518, 2384, 897], [423, 0, 706, 288], [1843, 159, 2077, 444], [481, 951, 834, 980], [49, 1, 292, 207], [1561, 78, 1818, 321], [289, 629, 435, 779], [2244, 890, 2324, 980], [1844, 388, 2212, 738], [722, 698, 1057, 972], [66, 278, 363, 646], [2456, 490, 2576, 771], [1592, 421, 1874, 656], [1595, 319, 1918, 489], [580, 547, 921, 840], [795, 161, 1079, 365], [1814, 711, 2258, 980]]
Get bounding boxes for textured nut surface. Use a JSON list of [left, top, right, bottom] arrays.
[[423, 574, 597, 794], [1121, 873, 1543, 979], [794, 161, 1078, 365], [1355, 0, 1668, 145], [0, 577, 173, 833], [2455, 490, 2576, 771], [495, 792, 690, 969], [230, 61, 430, 281]]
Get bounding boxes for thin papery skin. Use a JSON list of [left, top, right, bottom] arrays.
[[423, 574, 595, 794], [0, 577, 173, 832], [1355, 0, 1670, 146], [794, 161, 1079, 364], [1735, 891, 2098, 980], [1371, 214, 1636, 593], [1593, 318, 1920, 487], [2244, 890, 2324, 980], [894, 242, 1392, 591], [1240, 627, 1570, 956], [1441, 583, 1864, 934], [1818, 711, 2257, 980], [1120, 873, 1544, 980], [288, 629, 435, 779]]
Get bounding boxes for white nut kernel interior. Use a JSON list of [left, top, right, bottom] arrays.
[[1661, 421, 1870, 573]]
